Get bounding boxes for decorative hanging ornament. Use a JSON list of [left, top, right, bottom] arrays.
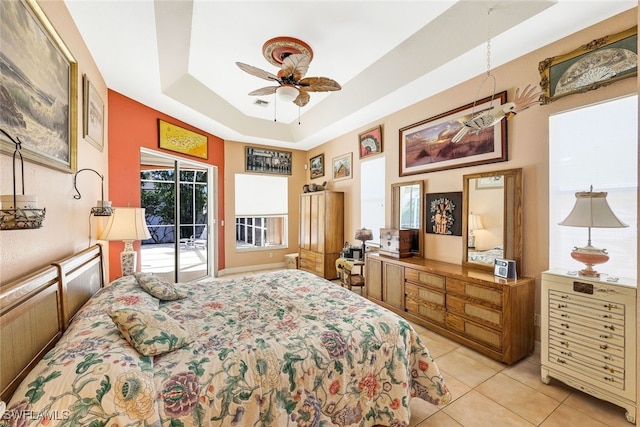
[[451, 8, 542, 144]]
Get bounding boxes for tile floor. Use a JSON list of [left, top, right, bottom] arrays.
[[212, 270, 633, 427], [407, 321, 632, 427]]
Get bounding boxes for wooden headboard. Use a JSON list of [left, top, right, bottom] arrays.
[[0, 244, 105, 402]]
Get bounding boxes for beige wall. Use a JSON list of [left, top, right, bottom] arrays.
[[0, 1, 110, 283], [222, 140, 307, 273], [305, 9, 637, 343]]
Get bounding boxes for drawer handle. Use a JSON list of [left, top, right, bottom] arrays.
[[560, 341, 569, 347], [604, 355, 614, 361], [599, 334, 612, 339], [560, 350, 572, 357], [604, 376, 615, 383], [558, 304, 567, 308], [558, 331, 566, 336], [603, 365, 615, 374], [602, 314, 613, 319], [603, 303, 619, 311], [560, 295, 570, 299], [604, 324, 616, 331], [556, 358, 566, 364], [600, 344, 609, 350], [560, 323, 570, 329], [561, 313, 569, 318]]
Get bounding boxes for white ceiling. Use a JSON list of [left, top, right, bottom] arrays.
[[64, 0, 636, 151]]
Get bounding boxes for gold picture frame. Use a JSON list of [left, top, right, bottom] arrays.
[[0, 0, 78, 173], [539, 26, 637, 104], [158, 119, 208, 159]]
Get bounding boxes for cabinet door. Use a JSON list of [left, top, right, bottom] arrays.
[[310, 193, 323, 252], [366, 257, 382, 301], [383, 263, 404, 309], [299, 195, 311, 250]]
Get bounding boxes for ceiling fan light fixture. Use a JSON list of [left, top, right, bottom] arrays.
[[277, 85, 299, 102]]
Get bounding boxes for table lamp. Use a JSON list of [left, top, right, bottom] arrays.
[[468, 213, 484, 249], [99, 207, 151, 276], [558, 186, 627, 277], [355, 227, 373, 255]]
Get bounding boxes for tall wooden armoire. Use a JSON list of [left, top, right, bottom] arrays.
[[299, 191, 344, 279]]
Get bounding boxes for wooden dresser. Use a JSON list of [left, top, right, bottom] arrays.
[[365, 254, 534, 364], [541, 270, 636, 424], [298, 191, 344, 279]]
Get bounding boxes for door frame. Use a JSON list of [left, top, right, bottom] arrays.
[[140, 147, 218, 279]]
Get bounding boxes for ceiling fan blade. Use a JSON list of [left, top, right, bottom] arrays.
[[248, 86, 278, 96], [294, 89, 310, 107], [236, 62, 279, 82], [281, 54, 310, 81], [299, 76, 342, 92]]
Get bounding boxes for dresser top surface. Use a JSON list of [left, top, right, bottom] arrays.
[[543, 268, 637, 289]]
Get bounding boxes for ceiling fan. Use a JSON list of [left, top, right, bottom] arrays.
[[236, 37, 341, 107]]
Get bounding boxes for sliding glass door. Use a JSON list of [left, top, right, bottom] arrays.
[[139, 149, 216, 282]]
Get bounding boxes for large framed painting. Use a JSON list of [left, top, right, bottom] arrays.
[[158, 119, 208, 159], [539, 26, 637, 104], [425, 192, 462, 236], [83, 75, 104, 151], [399, 91, 507, 176], [0, 0, 78, 173], [245, 146, 292, 175]]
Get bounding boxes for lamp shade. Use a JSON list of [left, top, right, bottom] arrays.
[[468, 213, 484, 231], [99, 207, 151, 241], [277, 85, 299, 102], [559, 190, 628, 229], [355, 228, 373, 242]]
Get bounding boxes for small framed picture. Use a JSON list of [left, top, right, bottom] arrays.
[[309, 153, 324, 179], [332, 153, 352, 181], [425, 192, 463, 236], [83, 74, 104, 151], [359, 125, 383, 159]]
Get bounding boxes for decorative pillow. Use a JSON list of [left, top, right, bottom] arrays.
[[134, 272, 186, 301], [109, 308, 193, 356]]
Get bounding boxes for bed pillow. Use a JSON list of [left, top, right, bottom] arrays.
[[134, 272, 186, 301], [109, 308, 193, 356]]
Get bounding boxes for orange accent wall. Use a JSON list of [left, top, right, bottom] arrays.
[[107, 90, 225, 280]]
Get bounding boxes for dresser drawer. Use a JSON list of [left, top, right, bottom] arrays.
[[299, 249, 324, 274], [446, 313, 502, 349], [447, 294, 502, 327], [447, 278, 502, 307], [405, 297, 445, 325], [404, 268, 445, 290], [405, 282, 445, 306]]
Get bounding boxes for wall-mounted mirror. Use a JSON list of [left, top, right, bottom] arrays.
[[462, 168, 522, 274], [391, 180, 423, 257]]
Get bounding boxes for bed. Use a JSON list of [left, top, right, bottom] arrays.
[[467, 246, 504, 265], [1, 245, 451, 426]]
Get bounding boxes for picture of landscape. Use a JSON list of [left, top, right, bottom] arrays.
[[399, 92, 507, 176], [0, 0, 76, 171]]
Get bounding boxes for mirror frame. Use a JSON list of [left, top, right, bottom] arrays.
[[462, 168, 523, 274], [391, 180, 424, 258]]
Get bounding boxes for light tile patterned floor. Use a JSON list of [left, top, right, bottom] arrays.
[[409, 322, 632, 427], [211, 271, 633, 426]]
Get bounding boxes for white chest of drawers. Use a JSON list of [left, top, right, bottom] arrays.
[[541, 270, 636, 424]]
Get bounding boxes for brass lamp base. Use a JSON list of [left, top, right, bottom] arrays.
[[570, 245, 609, 277]]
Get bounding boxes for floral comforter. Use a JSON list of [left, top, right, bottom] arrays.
[[3, 269, 450, 426]]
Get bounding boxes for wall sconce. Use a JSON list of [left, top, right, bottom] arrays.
[[558, 186, 628, 277], [0, 128, 45, 230], [99, 207, 151, 276], [468, 213, 484, 249], [73, 168, 112, 216]]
